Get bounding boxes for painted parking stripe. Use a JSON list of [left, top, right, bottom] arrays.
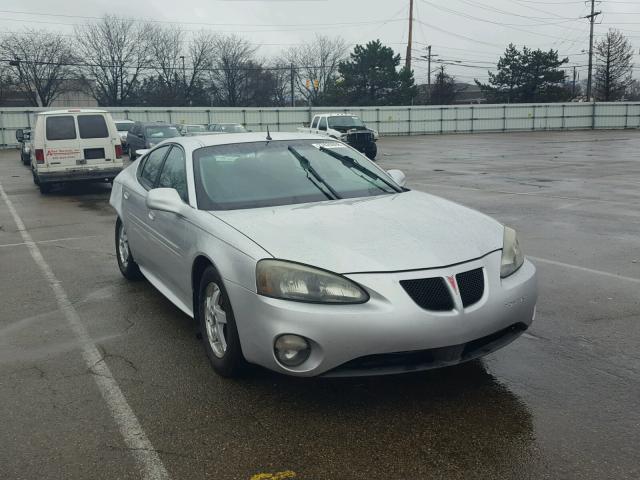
[[0, 235, 99, 248], [530, 256, 640, 284], [0, 182, 170, 480]]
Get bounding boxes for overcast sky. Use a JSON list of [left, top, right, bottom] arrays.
[[2, 0, 639, 84]]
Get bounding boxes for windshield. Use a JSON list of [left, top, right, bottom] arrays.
[[220, 124, 248, 133], [193, 140, 400, 210], [115, 122, 133, 132], [328, 116, 365, 129], [145, 126, 180, 138]]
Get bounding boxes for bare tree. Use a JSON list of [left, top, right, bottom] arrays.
[[283, 34, 348, 105], [147, 26, 214, 106], [594, 29, 634, 101], [75, 15, 153, 106], [0, 30, 76, 106], [0, 62, 12, 105], [208, 34, 257, 106]]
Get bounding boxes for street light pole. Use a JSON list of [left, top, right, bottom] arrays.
[[427, 45, 432, 103]]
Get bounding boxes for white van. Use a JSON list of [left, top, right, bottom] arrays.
[[29, 109, 124, 193]]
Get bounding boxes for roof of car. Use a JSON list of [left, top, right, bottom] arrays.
[[177, 132, 329, 149], [136, 122, 180, 127], [316, 113, 356, 117], [114, 119, 135, 123], [38, 109, 108, 116]]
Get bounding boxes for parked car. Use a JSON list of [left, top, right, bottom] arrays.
[[110, 132, 537, 378], [126, 122, 181, 160], [15, 128, 32, 165], [180, 124, 207, 135], [27, 109, 124, 194], [298, 113, 378, 160], [114, 119, 135, 154], [207, 123, 249, 133]]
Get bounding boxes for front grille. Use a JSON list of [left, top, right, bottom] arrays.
[[456, 268, 485, 307], [400, 277, 454, 311], [347, 131, 373, 145]]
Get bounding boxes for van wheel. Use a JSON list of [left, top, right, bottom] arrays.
[[198, 267, 245, 377], [39, 182, 52, 194], [115, 218, 142, 280], [32, 170, 39, 185], [130, 149, 136, 161]]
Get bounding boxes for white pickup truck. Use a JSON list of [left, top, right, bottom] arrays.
[[297, 113, 378, 160]]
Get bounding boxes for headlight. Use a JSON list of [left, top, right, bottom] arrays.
[[501, 226, 524, 278], [256, 259, 369, 304]]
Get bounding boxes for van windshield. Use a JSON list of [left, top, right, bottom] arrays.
[[145, 126, 180, 138]]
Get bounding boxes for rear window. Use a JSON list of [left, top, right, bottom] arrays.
[[78, 115, 109, 139], [115, 122, 133, 132], [46, 116, 76, 141]]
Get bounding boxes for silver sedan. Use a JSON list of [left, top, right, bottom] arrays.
[[110, 133, 537, 377]]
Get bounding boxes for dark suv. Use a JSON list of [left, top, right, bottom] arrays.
[[126, 122, 181, 160]]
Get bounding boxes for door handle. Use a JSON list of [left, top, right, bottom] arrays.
[[123, 190, 130, 200], [148, 211, 156, 221]]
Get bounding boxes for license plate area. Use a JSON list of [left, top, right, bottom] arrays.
[[84, 148, 105, 160]]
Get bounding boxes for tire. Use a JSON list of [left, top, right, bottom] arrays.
[[39, 182, 52, 194], [365, 142, 378, 160], [130, 149, 137, 161], [115, 218, 142, 280], [198, 266, 245, 377]]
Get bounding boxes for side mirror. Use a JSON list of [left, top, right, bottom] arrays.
[[387, 169, 406, 187], [16, 129, 24, 142], [146, 188, 185, 215]]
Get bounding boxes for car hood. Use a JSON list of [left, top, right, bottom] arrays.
[[210, 191, 504, 273]]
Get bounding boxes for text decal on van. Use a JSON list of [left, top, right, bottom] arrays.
[[46, 148, 81, 160]]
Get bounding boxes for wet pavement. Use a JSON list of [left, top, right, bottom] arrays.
[[0, 130, 639, 479]]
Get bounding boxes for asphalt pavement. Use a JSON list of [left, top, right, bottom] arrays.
[[0, 129, 639, 480]]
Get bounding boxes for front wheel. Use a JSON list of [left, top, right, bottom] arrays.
[[198, 267, 245, 377], [129, 149, 137, 161], [115, 218, 142, 280]]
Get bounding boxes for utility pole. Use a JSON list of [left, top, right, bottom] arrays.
[[572, 66, 577, 99], [585, 0, 601, 102], [405, 0, 414, 70], [426, 45, 432, 102]]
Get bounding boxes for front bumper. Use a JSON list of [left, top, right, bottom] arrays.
[[226, 251, 537, 377], [37, 167, 123, 184]]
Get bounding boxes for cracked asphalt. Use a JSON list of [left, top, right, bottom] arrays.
[[1, 130, 639, 480]]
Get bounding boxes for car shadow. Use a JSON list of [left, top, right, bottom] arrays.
[[230, 360, 537, 477]]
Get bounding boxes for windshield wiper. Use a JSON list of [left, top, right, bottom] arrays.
[[318, 146, 403, 193], [288, 146, 342, 200]]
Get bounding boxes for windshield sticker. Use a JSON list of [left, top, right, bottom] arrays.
[[311, 143, 348, 149]]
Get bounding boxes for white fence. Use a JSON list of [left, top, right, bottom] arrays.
[[1, 102, 639, 148]]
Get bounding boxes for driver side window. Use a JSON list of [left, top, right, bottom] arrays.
[[318, 117, 327, 131], [157, 146, 188, 203]]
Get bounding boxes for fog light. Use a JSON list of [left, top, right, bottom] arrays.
[[274, 334, 311, 367]]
